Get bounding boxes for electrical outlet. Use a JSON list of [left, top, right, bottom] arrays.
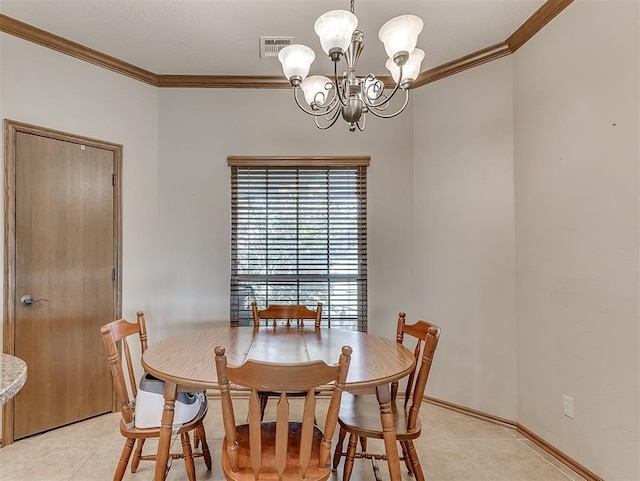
[[562, 394, 574, 419]]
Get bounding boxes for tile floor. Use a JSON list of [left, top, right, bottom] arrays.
[[0, 398, 586, 481]]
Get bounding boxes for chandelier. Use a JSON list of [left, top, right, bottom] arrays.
[[277, 0, 424, 132]]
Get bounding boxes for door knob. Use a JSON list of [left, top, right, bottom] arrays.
[[20, 295, 49, 306]]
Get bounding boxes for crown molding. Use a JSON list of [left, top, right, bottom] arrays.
[[0, 14, 158, 86], [413, 0, 573, 88], [157, 74, 396, 89], [413, 42, 511, 88], [157, 75, 288, 89], [507, 0, 575, 52], [1, 0, 574, 90]]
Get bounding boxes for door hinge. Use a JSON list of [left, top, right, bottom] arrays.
[[112, 268, 116, 282], [112, 173, 116, 186]]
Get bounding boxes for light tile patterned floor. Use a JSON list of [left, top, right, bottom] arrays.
[[0, 399, 586, 481]]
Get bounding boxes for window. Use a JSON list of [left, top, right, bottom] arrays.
[[229, 157, 369, 330]]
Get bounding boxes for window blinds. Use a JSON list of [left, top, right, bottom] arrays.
[[230, 163, 367, 330]]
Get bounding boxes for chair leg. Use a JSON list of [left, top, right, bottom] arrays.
[[332, 426, 347, 470], [114, 438, 135, 481], [131, 438, 145, 473], [181, 432, 196, 481], [194, 428, 200, 449], [197, 424, 212, 469], [400, 440, 413, 476], [342, 433, 358, 481], [359, 436, 367, 452], [404, 440, 425, 481]]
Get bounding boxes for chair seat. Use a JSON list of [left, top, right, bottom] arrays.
[[337, 392, 422, 440], [221, 422, 331, 481]]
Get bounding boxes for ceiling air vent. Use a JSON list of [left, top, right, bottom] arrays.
[[259, 37, 294, 58]]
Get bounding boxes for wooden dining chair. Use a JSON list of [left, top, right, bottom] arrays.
[[251, 301, 325, 418], [251, 301, 323, 329], [214, 343, 352, 481], [100, 311, 212, 481], [332, 312, 441, 481]]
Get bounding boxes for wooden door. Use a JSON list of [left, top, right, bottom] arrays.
[[3, 121, 122, 442]]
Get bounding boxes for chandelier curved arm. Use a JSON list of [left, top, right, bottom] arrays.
[[366, 92, 393, 112], [361, 74, 385, 101], [355, 113, 366, 132], [333, 62, 350, 107], [314, 106, 342, 130], [362, 64, 404, 111], [292, 87, 341, 118], [366, 89, 410, 119]]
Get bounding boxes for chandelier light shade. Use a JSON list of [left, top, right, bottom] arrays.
[[277, 44, 315, 83], [278, 0, 425, 132], [300, 75, 333, 106], [386, 48, 425, 86], [378, 15, 423, 60], [314, 10, 358, 56]]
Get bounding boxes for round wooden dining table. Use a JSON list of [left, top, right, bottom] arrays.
[[142, 325, 415, 481]]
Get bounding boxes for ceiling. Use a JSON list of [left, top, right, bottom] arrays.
[[1, 0, 546, 78]]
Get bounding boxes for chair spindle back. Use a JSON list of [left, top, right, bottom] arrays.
[[100, 312, 149, 426], [251, 301, 323, 329], [215, 344, 351, 479], [394, 312, 441, 430]]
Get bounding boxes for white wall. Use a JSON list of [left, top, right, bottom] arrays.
[[155, 88, 415, 340], [411, 58, 518, 420], [514, 1, 640, 479], [0, 32, 415, 362], [410, 3, 640, 476], [3, 3, 639, 477], [0, 34, 160, 435], [0, 33, 160, 337]]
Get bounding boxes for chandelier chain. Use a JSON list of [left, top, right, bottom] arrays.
[[350, 0, 355, 14]]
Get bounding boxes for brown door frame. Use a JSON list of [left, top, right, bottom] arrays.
[[2, 119, 123, 445]]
